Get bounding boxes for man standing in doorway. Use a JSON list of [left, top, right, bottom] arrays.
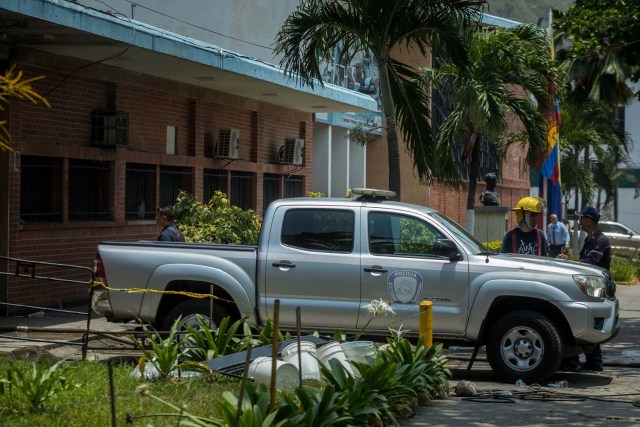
[[547, 213, 570, 257]]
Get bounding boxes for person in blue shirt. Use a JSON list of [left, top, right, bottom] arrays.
[[547, 213, 570, 257]]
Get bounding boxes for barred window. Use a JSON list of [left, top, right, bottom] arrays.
[[263, 173, 280, 212], [160, 166, 192, 207], [230, 171, 254, 210], [20, 156, 63, 223], [203, 169, 228, 202], [284, 175, 304, 198], [69, 159, 112, 221], [125, 163, 156, 220]]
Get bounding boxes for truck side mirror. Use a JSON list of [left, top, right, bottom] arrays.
[[433, 239, 461, 261]]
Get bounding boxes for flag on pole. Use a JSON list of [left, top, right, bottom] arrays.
[[537, 10, 563, 223], [538, 84, 561, 184]]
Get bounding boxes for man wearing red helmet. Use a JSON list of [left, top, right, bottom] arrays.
[[500, 196, 550, 257]]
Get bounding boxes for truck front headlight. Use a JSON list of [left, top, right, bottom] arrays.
[[573, 275, 606, 298]]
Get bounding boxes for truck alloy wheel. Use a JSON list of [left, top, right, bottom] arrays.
[[486, 310, 563, 383], [162, 300, 229, 333]]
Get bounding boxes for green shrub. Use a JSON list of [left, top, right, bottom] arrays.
[[483, 240, 502, 252], [610, 258, 638, 282], [173, 190, 262, 245]]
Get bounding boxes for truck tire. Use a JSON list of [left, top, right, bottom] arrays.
[[162, 299, 230, 332], [486, 310, 563, 384]]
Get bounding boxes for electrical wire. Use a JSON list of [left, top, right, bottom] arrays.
[[110, 0, 272, 51]]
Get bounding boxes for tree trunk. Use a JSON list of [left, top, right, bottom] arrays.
[[466, 133, 480, 210], [465, 133, 480, 234], [377, 64, 401, 200]]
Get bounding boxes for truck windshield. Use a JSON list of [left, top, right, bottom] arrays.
[[430, 212, 489, 255]]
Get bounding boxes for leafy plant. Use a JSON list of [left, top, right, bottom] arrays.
[[218, 382, 289, 427], [131, 317, 204, 380], [0, 360, 74, 413], [173, 190, 262, 245], [380, 336, 451, 402], [282, 384, 353, 426], [184, 315, 248, 362], [610, 257, 638, 283], [0, 65, 50, 151], [254, 318, 292, 346]]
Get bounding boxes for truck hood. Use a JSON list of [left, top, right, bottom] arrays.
[[485, 253, 606, 277]]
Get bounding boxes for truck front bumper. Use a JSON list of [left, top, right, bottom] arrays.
[[560, 297, 619, 344]]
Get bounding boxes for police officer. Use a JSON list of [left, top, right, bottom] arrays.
[[561, 206, 610, 371]]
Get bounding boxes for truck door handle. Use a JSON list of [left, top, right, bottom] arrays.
[[272, 261, 296, 269], [364, 266, 387, 273]]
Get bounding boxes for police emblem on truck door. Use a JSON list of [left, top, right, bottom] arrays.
[[387, 270, 423, 303]]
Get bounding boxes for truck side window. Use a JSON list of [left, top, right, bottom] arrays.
[[281, 209, 354, 252], [368, 212, 445, 257]]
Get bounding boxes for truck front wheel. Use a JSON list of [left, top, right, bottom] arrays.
[[162, 300, 230, 332], [486, 310, 563, 383]]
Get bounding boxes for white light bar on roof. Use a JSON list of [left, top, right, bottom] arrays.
[[352, 188, 396, 198]]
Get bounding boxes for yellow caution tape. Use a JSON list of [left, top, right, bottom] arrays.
[[90, 280, 219, 300]]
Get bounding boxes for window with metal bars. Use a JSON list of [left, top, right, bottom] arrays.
[[263, 173, 280, 213], [230, 171, 254, 210], [69, 159, 113, 221], [203, 169, 228, 203], [284, 175, 304, 198], [160, 165, 193, 208], [20, 156, 63, 223], [125, 163, 156, 220]]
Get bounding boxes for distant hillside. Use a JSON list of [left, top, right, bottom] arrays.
[[485, 0, 573, 28]]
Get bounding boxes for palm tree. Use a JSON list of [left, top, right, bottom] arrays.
[[559, 100, 636, 216], [422, 24, 557, 232], [274, 0, 485, 200]]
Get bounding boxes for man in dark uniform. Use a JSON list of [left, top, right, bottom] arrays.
[[156, 206, 185, 242], [561, 206, 611, 371]]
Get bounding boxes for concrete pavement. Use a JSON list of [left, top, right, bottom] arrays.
[[406, 283, 640, 426]]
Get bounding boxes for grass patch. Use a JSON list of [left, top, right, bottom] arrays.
[[0, 356, 236, 426]]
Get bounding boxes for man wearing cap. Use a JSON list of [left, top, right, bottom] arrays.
[[561, 206, 611, 371]]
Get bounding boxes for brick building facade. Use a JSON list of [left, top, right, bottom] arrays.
[[1, 48, 315, 312]]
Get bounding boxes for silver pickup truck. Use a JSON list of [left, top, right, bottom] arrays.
[[92, 189, 619, 383]]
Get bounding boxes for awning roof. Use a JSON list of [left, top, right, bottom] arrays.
[[0, 0, 379, 113]]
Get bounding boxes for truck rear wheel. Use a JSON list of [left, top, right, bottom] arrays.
[[162, 299, 230, 332], [486, 310, 563, 384]]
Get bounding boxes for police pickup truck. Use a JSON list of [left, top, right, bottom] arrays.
[[92, 189, 619, 383]]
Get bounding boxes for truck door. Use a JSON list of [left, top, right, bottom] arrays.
[[359, 209, 469, 336], [263, 206, 361, 331]]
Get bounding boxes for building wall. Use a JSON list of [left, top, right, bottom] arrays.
[[1, 48, 313, 311], [619, 83, 640, 232]]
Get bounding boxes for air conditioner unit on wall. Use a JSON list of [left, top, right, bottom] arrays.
[[215, 128, 240, 159], [279, 138, 304, 165]]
